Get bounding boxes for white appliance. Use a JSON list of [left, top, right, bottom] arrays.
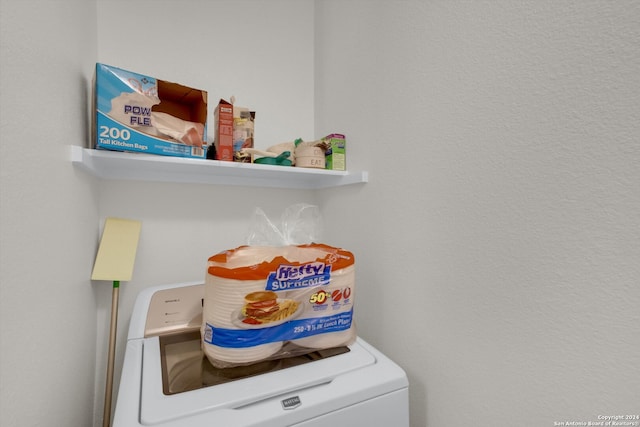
[[112, 281, 409, 426]]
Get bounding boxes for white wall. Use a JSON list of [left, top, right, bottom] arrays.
[[2, 1, 639, 427], [96, 0, 316, 148], [315, 1, 640, 426], [93, 1, 319, 426], [0, 0, 98, 426]]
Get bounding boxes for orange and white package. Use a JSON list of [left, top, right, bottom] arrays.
[[202, 243, 356, 368]]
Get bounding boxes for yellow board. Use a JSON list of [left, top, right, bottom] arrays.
[[91, 218, 142, 281]]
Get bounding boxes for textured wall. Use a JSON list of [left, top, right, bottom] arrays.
[[0, 0, 98, 426], [315, 1, 640, 426]]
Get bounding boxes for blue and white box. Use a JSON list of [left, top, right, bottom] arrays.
[[93, 63, 208, 159]]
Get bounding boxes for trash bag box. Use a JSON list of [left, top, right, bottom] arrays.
[[93, 63, 208, 159]]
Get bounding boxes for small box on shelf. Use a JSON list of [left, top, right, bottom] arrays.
[[322, 133, 346, 171]]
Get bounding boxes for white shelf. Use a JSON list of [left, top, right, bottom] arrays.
[[71, 146, 368, 189]]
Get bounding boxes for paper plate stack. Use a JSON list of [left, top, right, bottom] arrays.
[[202, 244, 356, 368]]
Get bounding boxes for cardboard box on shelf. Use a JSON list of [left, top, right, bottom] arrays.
[[322, 133, 346, 171], [214, 99, 256, 162], [214, 99, 234, 161], [93, 63, 208, 159]]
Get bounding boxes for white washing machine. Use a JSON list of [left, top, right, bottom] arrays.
[[112, 281, 409, 426]]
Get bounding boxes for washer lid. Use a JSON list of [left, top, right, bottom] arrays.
[[140, 336, 376, 425]]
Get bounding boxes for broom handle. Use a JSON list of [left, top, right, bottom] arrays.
[[103, 281, 119, 427]]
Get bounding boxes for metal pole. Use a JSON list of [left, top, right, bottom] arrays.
[[103, 282, 119, 427]]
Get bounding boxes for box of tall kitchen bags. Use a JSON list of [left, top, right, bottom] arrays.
[[93, 63, 208, 159]]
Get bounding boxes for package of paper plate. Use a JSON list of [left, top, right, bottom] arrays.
[[202, 243, 356, 368]]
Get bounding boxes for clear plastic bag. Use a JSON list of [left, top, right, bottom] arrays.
[[246, 203, 323, 246]]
